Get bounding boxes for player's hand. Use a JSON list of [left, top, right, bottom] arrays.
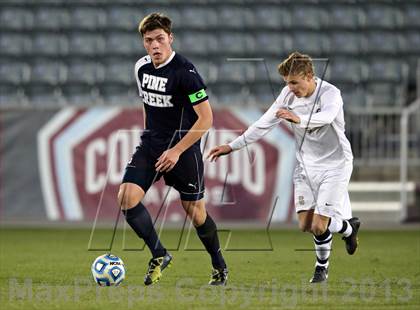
[[206, 144, 232, 162], [155, 147, 182, 172], [276, 109, 300, 124]]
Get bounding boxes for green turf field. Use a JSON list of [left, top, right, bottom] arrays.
[[1, 227, 419, 309]]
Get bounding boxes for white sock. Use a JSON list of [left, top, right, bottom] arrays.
[[328, 217, 343, 233], [340, 220, 353, 237], [329, 218, 353, 237], [314, 230, 332, 268]]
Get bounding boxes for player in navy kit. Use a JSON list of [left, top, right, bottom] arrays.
[[118, 13, 228, 286]]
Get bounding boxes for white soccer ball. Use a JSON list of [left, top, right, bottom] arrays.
[[91, 253, 126, 286]]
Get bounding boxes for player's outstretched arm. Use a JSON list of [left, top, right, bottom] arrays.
[[155, 100, 212, 172], [206, 144, 233, 162]]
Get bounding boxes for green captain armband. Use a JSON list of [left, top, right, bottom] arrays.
[[188, 89, 207, 103]]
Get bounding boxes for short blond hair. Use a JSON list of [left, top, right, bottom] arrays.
[[278, 51, 314, 77], [138, 13, 172, 36]]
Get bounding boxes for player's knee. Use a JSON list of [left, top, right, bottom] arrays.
[[311, 223, 327, 236], [186, 202, 206, 226], [298, 221, 311, 233], [118, 185, 141, 210]]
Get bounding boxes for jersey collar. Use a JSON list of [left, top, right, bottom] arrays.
[[155, 51, 176, 69]]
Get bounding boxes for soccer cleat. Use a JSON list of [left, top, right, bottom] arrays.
[[209, 267, 228, 286], [342, 217, 361, 255], [309, 265, 328, 283], [144, 252, 173, 286]]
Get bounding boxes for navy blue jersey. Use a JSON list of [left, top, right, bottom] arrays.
[[134, 52, 208, 148]]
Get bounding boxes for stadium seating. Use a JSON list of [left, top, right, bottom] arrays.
[[0, 0, 418, 107]]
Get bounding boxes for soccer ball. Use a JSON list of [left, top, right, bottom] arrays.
[[91, 253, 126, 286]]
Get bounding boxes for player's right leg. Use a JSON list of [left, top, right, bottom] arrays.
[[119, 145, 172, 286], [181, 199, 228, 286], [294, 167, 331, 283], [118, 183, 172, 285]]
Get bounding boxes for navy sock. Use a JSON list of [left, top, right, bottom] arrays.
[[196, 213, 226, 269], [122, 202, 166, 258]]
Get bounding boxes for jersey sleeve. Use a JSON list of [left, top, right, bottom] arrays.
[[134, 57, 147, 97], [178, 64, 209, 106], [228, 89, 288, 151], [298, 88, 343, 129]]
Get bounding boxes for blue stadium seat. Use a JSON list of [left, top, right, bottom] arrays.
[[105, 32, 139, 56], [180, 7, 218, 29], [0, 85, 25, 106], [362, 32, 398, 55], [254, 33, 292, 56], [0, 34, 31, 56], [290, 32, 328, 55], [177, 32, 211, 55], [248, 82, 278, 106], [329, 32, 363, 55], [217, 61, 253, 83], [290, 5, 326, 30], [253, 5, 291, 29], [217, 6, 254, 29], [366, 59, 408, 83], [67, 59, 103, 85], [363, 4, 403, 29], [0, 7, 33, 30], [401, 4, 420, 28], [399, 31, 420, 54], [69, 7, 106, 30], [25, 85, 65, 106], [33, 7, 70, 30], [99, 85, 138, 105], [218, 33, 255, 55], [325, 5, 363, 29], [328, 59, 367, 84], [102, 59, 135, 85], [366, 83, 405, 106], [30, 60, 66, 85], [340, 84, 367, 107], [32, 34, 68, 57], [0, 61, 30, 85], [252, 58, 283, 85], [68, 33, 105, 56], [62, 84, 99, 106], [212, 83, 248, 106], [106, 6, 144, 30]]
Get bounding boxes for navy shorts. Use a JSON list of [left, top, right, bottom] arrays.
[[122, 142, 205, 201]]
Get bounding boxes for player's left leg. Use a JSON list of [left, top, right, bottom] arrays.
[[316, 164, 360, 255], [309, 164, 361, 283], [165, 144, 227, 285], [181, 199, 228, 286]]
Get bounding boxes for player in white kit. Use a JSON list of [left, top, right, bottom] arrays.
[[208, 52, 360, 283]]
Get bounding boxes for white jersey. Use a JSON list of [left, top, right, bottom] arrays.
[[229, 78, 353, 170]]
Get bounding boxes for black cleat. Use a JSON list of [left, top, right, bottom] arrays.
[[144, 252, 173, 286], [342, 217, 360, 255], [209, 267, 228, 286], [310, 265, 328, 283]]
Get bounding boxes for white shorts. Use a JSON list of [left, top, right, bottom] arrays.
[[293, 164, 352, 220]]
